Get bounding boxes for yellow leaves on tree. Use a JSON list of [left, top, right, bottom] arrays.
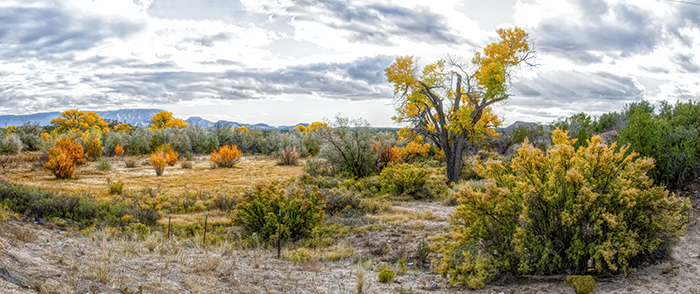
[[384, 27, 533, 183], [5, 125, 16, 132], [235, 126, 249, 133], [114, 123, 132, 132], [294, 125, 307, 133], [149, 111, 189, 131], [210, 145, 242, 168], [306, 122, 330, 132], [43, 137, 87, 179], [51, 110, 109, 135]]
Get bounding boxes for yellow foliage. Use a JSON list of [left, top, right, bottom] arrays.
[[51, 110, 109, 135], [295, 125, 307, 133], [154, 144, 178, 166], [43, 137, 87, 179], [210, 145, 242, 168], [435, 129, 690, 287], [5, 125, 16, 132], [40, 132, 50, 142], [113, 123, 132, 132], [150, 151, 167, 176], [306, 121, 329, 132], [149, 111, 189, 130], [114, 145, 124, 157], [81, 128, 103, 161], [398, 141, 431, 158], [236, 126, 249, 132]]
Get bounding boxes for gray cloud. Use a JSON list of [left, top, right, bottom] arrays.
[[0, 3, 144, 62], [0, 55, 396, 112], [289, 0, 471, 46], [672, 53, 699, 73], [530, 0, 700, 65], [510, 70, 644, 116]]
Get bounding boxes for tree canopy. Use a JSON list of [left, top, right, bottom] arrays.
[[149, 111, 189, 131], [384, 27, 534, 183], [51, 110, 109, 135]]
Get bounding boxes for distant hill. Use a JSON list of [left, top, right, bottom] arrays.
[[497, 121, 539, 133], [0, 109, 308, 131]]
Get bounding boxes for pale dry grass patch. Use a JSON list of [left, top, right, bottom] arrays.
[[1, 155, 304, 199]]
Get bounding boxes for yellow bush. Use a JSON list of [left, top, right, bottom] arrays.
[[43, 137, 87, 179], [114, 145, 124, 157], [398, 140, 430, 158], [378, 269, 395, 284], [235, 126, 248, 132], [434, 129, 690, 287], [155, 144, 178, 166], [81, 128, 103, 161], [113, 123, 132, 132], [150, 151, 167, 176], [210, 145, 242, 168]]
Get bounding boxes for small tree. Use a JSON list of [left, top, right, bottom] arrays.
[[81, 128, 103, 161], [149, 111, 189, 131], [385, 27, 534, 183], [51, 109, 109, 135]]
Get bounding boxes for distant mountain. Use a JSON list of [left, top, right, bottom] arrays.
[[497, 121, 539, 133], [0, 109, 308, 131], [98, 109, 164, 128]]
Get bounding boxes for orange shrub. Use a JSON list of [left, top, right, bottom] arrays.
[[114, 145, 124, 157], [373, 141, 402, 169], [210, 145, 242, 168], [43, 138, 87, 179], [155, 144, 178, 166], [150, 151, 167, 176]]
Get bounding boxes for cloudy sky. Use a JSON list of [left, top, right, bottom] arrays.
[[1, 0, 698, 127]]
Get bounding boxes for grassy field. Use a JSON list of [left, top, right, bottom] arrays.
[[0, 154, 305, 198]]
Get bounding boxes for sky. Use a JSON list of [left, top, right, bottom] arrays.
[[0, 0, 699, 127]]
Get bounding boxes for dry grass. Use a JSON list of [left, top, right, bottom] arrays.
[[1, 155, 305, 199]]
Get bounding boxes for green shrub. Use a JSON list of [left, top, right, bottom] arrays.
[[619, 100, 700, 189], [234, 179, 325, 241], [378, 269, 395, 284], [565, 275, 596, 294], [127, 128, 152, 155], [96, 157, 111, 171], [316, 115, 378, 178], [288, 248, 311, 266], [1, 134, 23, 155], [16, 122, 44, 151], [379, 163, 447, 199], [434, 129, 690, 288], [0, 180, 158, 228], [103, 131, 130, 156], [209, 193, 237, 211], [108, 179, 124, 195], [323, 187, 362, 216], [184, 222, 202, 237]]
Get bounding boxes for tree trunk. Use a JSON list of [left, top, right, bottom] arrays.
[[445, 147, 463, 184]]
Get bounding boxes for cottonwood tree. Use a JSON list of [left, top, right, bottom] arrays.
[[385, 27, 534, 183], [149, 111, 189, 131], [51, 109, 110, 135]]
